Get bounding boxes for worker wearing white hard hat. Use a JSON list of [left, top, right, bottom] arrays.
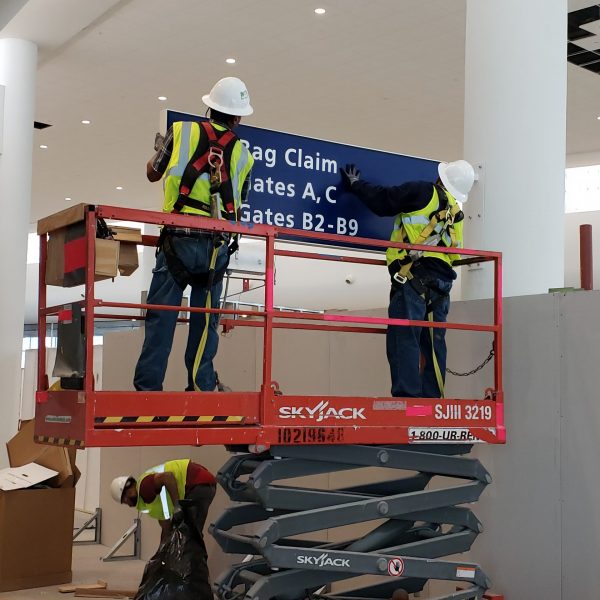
[[340, 160, 475, 399], [111, 460, 215, 595], [437, 160, 475, 204], [202, 76, 254, 116], [133, 77, 254, 394]]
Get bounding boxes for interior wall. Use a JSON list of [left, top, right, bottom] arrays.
[[98, 290, 600, 599], [447, 295, 563, 599], [558, 291, 600, 598]]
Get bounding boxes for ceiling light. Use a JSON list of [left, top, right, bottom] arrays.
[[226, 58, 236, 64], [116, 186, 123, 190], [39, 144, 48, 149], [597, 116, 600, 120], [315, 8, 326, 14], [65, 197, 71, 201], [81, 119, 91, 125], [158, 96, 167, 101]]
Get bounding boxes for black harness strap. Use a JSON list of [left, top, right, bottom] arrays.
[[430, 185, 449, 248]]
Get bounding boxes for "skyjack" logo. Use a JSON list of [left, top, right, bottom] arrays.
[[278, 401, 366, 422], [296, 553, 351, 568]]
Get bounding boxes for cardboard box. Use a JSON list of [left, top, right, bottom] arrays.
[[110, 225, 142, 244], [110, 226, 141, 276], [37, 203, 88, 235], [0, 421, 76, 591], [95, 238, 120, 279], [0, 463, 58, 491], [46, 224, 119, 287], [117, 243, 139, 276], [6, 420, 80, 489], [0, 487, 75, 591]]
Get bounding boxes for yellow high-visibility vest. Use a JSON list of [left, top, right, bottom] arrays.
[[162, 121, 253, 216], [386, 185, 463, 271], [135, 459, 189, 520]]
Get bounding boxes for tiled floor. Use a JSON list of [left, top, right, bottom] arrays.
[[0, 544, 146, 600]]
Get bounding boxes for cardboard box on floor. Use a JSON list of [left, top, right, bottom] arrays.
[[0, 420, 78, 592]]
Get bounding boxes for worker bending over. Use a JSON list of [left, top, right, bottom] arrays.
[[134, 76, 255, 393], [111, 459, 216, 543], [112, 459, 216, 596], [341, 161, 475, 398]]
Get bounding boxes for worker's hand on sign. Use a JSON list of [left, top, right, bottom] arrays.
[[340, 164, 361, 190], [154, 131, 165, 151], [171, 504, 185, 527]]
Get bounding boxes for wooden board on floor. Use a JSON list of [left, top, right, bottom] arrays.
[[74, 589, 137, 599], [59, 581, 107, 593]]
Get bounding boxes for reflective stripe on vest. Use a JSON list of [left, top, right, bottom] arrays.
[[162, 121, 253, 216], [135, 458, 190, 520], [386, 186, 464, 268]]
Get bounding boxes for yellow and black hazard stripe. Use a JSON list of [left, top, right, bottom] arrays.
[[35, 435, 85, 448], [94, 415, 244, 424]]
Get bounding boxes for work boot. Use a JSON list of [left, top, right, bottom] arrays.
[[214, 372, 232, 392]]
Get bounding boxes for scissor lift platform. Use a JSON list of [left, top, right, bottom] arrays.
[[34, 205, 503, 450], [34, 205, 504, 598]]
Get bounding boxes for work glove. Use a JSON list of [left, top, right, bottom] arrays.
[[171, 504, 185, 527], [154, 131, 165, 151], [340, 164, 361, 190]]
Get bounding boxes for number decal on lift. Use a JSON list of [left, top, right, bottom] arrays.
[[465, 405, 493, 420], [277, 427, 345, 444]]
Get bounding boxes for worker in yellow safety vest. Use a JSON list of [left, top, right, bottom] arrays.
[[133, 77, 255, 393], [111, 459, 216, 545], [340, 161, 475, 398]]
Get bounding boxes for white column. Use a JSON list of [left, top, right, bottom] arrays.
[[0, 38, 37, 465], [462, 0, 567, 299]]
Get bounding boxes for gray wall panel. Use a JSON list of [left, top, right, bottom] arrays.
[[560, 291, 600, 599], [98, 290, 600, 599], [447, 295, 562, 599]]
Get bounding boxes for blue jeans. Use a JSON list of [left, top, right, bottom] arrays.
[[134, 235, 229, 392], [386, 277, 453, 398]]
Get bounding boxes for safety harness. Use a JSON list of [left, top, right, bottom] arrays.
[[173, 121, 238, 219], [387, 185, 463, 286], [158, 121, 241, 392], [388, 185, 464, 398]]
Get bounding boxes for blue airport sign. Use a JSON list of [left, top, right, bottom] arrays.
[[166, 110, 439, 248]]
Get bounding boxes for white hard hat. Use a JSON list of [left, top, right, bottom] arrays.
[[202, 77, 253, 117], [438, 160, 475, 203], [110, 475, 132, 503]]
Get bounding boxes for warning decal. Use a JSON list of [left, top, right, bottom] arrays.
[[387, 558, 405, 577]]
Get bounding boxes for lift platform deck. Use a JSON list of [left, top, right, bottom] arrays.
[[34, 204, 503, 451]]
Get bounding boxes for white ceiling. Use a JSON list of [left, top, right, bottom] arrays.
[[7, 0, 470, 222], [2, 0, 600, 322]]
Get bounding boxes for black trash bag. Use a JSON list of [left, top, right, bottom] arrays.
[[134, 503, 212, 600]]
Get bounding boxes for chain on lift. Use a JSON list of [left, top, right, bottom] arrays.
[[447, 345, 495, 377]]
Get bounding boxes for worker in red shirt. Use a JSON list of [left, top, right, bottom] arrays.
[[110, 459, 216, 544]]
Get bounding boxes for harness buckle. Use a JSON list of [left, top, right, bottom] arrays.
[[393, 272, 408, 285], [208, 146, 224, 169]]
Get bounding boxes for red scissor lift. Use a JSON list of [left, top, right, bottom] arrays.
[[35, 205, 504, 600]]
